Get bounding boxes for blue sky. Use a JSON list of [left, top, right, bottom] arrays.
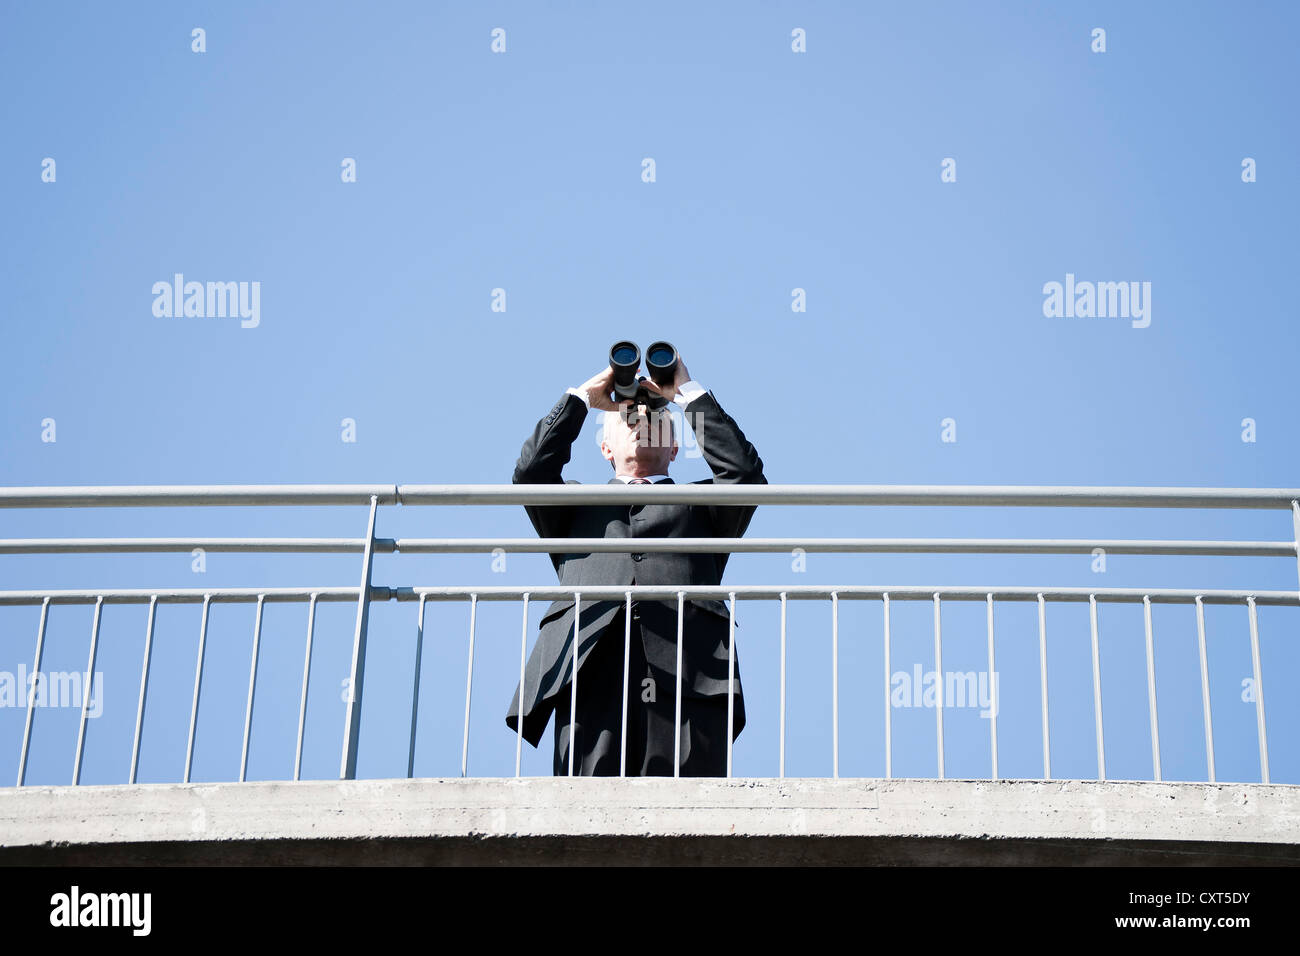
[[1, 1, 1297, 786]]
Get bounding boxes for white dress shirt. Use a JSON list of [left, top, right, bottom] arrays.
[[567, 380, 708, 409]]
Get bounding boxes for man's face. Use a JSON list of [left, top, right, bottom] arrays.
[[601, 403, 678, 474]]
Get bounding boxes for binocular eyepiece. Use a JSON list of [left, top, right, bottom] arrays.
[[608, 341, 679, 415]]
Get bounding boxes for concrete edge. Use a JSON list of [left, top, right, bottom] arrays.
[[2, 778, 1298, 855]]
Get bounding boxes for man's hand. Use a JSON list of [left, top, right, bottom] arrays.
[[641, 353, 692, 404], [574, 366, 621, 411]]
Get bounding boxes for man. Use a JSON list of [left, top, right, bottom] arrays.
[[504, 353, 766, 776]]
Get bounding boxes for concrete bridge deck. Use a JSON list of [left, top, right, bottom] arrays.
[[2, 778, 1298, 865]]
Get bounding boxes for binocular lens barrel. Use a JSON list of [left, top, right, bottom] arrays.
[[606, 340, 678, 405], [609, 341, 641, 390], [610, 342, 639, 368], [645, 341, 678, 386]]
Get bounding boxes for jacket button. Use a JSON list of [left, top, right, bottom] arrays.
[[632, 553, 644, 561]]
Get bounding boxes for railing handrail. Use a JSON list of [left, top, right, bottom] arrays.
[[1, 536, 1295, 556], [3, 482, 1300, 509], [0, 485, 399, 507]]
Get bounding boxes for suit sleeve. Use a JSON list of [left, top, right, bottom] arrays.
[[513, 391, 589, 540], [684, 390, 766, 538]]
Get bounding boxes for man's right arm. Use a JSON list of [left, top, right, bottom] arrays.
[[513, 391, 589, 539]]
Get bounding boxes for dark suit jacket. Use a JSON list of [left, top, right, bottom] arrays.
[[504, 389, 766, 747]]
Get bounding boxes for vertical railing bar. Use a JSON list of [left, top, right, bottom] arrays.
[[1289, 500, 1300, 779], [185, 595, 211, 784], [72, 596, 104, 786], [515, 593, 529, 779], [727, 591, 736, 780], [129, 595, 158, 785], [294, 593, 318, 782], [1143, 595, 1161, 781], [1246, 596, 1270, 784], [18, 597, 51, 787], [1037, 592, 1050, 781], [1292, 500, 1300, 596], [407, 593, 427, 779], [831, 591, 839, 780], [340, 494, 380, 781], [933, 592, 944, 780], [620, 590, 631, 779], [986, 593, 998, 781], [461, 593, 478, 778], [1088, 594, 1106, 782], [674, 590, 685, 779], [569, 591, 580, 778], [1194, 595, 1215, 783], [239, 594, 265, 783], [883, 593, 892, 780], [778, 591, 787, 780]]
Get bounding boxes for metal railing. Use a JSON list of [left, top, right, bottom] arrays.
[[2, 483, 1298, 787]]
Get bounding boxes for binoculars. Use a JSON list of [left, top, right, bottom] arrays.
[[608, 341, 679, 417]]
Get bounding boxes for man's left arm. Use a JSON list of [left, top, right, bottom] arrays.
[[658, 361, 765, 539]]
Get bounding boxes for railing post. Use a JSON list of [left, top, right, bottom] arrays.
[[1246, 596, 1270, 784], [1037, 593, 1050, 781], [340, 495, 380, 781], [831, 592, 839, 779], [1292, 501, 1300, 595], [1143, 595, 1161, 781], [185, 595, 211, 784], [239, 594, 266, 783], [408, 593, 427, 779], [295, 593, 318, 782], [726, 591, 737, 780], [129, 595, 158, 785], [675, 590, 686, 778], [986, 593, 998, 780], [1194, 595, 1215, 783], [1088, 594, 1105, 782], [516, 593, 529, 778], [461, 593, 478, 778], [778, 591, 787, 780], [882, 593, 892, 780], [72, 596, 104, 785], [17, 597, 51, 787], [933, 593, 944, 780], [569, 592, 580, 777], [620, 590, 632, 779]]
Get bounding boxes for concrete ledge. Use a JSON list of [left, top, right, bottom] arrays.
[[2, 778, 1298, 865]]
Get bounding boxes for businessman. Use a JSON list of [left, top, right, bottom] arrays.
[[504, 353, 766, 776]]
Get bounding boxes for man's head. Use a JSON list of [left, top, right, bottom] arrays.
[[601, 402, 677, 477]]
